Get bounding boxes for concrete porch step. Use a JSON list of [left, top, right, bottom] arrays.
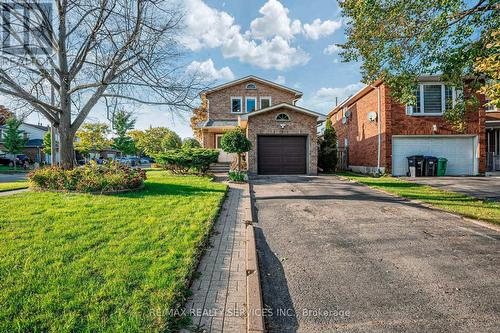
[[209, 162, 231, 173]]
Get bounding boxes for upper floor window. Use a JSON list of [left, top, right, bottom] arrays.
[[231, 97, 242, 113], [260, 97, 271, 109], [246, 97, 256, 113], [246, 83, 257, 89], [275, 113, 290, 121], [485, 98, 498, 112], [406, 83, 458, 115]]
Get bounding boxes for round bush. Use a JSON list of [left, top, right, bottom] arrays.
[[28, 162, 147, 193]]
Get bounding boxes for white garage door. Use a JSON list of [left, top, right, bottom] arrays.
[[392, 136, 478, 176]]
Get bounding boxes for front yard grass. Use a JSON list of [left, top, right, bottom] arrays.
[[0, 171, 227, 332], [0, 180, 29, 192], [338, 172, 500, 225]]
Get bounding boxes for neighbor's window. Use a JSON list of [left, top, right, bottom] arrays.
[[246, 83, 257, 89], [275, 113, 290, 121], [406, 83, 457, 115], [485, 97, 498, 112], [231, 97, 242, 113], [246, 97, 256, 112], [260, 97, 271, 109]]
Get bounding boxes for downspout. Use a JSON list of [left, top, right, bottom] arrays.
[[370, 84, 382, 175]]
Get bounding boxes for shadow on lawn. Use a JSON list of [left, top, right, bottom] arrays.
[[115, 182, 226, 198]]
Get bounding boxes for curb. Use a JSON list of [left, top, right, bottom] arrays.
[[243, 182, 265, 333], [337, 175, 500, 233]]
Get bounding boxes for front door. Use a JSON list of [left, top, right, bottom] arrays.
[[216, 134, 234, 163]]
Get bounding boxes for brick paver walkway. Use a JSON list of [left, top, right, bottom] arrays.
[[182, 183, 247, 333]]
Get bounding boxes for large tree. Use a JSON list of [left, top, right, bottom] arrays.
[[136, 127, 181, 157], [112, 110, 136, 156], [339, 0, 499, 130], [0, 1, 199, 168], [75, 123, 111, 158]]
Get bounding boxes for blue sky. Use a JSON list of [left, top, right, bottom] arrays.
[[26, 0, 365, 138]]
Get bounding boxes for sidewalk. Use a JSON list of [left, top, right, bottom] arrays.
[[182, 182, 248, 333]]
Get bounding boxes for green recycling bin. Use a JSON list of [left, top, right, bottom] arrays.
[[437, 158, 448, 176]]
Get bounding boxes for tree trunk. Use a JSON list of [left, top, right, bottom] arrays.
[[59, 130, 76, 169], [237, 153, 241, 172]]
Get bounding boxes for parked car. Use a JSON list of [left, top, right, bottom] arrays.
[[11, 154, 31, 167], [140, 157, 155, 164], [0, 154, 14, 167], [127, 157, 140, 166]]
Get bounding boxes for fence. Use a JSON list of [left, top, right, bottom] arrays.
[[336, 147, 348, 171]]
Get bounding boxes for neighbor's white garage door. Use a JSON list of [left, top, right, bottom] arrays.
[[392, 136, 478, 176]]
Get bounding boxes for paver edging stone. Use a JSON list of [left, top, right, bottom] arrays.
[[245, 181, 266, 333]]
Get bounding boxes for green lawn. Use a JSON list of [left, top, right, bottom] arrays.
[[338, 172, 500, 225], [0, 171, 227, 332], [0, 180, 29, 192]]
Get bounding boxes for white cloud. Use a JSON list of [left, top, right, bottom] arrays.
[[323, 43, 342, 55], [250, 0, 301, 40], [301, 83, 365, 114], [180, 0, 240, 51], [274, 75, 286, 85], [179, 0, 310, 70], [303, 19, 342, 40], [186, 59, 235, 81]]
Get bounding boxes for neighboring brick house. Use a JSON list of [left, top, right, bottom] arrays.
[[195, 76, 326, 175], [329, 76, 494, 176]]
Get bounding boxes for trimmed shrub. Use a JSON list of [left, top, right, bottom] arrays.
[[155, 148, 219, 175], [29, 162, 147, 193], [182, 138, 201, 149], [228, 171, 246, 182]]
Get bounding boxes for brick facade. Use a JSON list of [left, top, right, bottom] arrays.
[[331, 82, 487, 174], [205, 79, 298, 120], [197, 76, 322, 175], [246, 108, 318, 175]]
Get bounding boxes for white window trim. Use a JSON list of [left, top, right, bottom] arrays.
[[275, 112, 291, 121], [245, 96, 257, 113], [485, 98, 498, 112], [230, 96, 242, 113], [246, 83, 257, 89], [215, 134, 223, 149], [407, 82, 456, 116], [259, 96, 272, 109]]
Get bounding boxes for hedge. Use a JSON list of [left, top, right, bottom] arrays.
[[155, 148, 219, 175]]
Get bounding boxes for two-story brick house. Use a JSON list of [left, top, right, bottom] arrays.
[[328, 76, 496, 176], [195, 76, 326, 175]]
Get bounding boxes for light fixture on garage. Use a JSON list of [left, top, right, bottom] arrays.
[[279, 123, 286, 129], [432, 124, 438, 133]]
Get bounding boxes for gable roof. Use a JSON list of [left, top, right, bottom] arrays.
[[240, 103, 326, 122], [200, 75, 303, 97]]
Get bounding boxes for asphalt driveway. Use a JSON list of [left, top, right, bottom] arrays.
[[402, 176, 500, 201], [251, 175, 500, 333]]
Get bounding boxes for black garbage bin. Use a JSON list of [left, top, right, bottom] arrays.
[[424, 156, 438, 176], [407, 155, 424, 177]]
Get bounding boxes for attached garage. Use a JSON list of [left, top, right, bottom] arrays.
[[392, 135, 478, 176], [257, 136, 307, 175]]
